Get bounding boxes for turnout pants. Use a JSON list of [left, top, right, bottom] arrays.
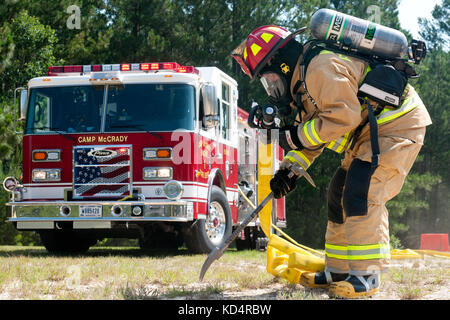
[[324, 127, 426, 275]]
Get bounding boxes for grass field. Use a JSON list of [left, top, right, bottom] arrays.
[[0, 245, 448, 300]]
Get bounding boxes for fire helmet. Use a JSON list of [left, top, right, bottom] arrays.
[[231, 25, 307, 80]]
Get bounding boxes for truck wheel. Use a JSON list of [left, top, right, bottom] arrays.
[[39, 230, 96, 254], [184, 186, 232, 254]]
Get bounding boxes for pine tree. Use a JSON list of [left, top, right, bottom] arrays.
[[23, 0, 112, 64], [394, 0, 450, 247], [0, 11, 58, 245]]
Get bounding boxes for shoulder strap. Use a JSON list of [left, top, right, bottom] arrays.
[[291, 41, 328, 112], [292, 40, 325, 94], [366, 99, 380, 169], [300, 42, 327, 77]]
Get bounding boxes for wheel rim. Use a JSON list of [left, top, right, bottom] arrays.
[[205, 201, 227, 246]]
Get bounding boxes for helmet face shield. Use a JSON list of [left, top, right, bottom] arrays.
[[260, 72, 287, 99], [231, 39, 252, 78]]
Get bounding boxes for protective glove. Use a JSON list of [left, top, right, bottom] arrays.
[[270, 168, 298, 199], [278, 126, 304, 153], [280, 154, 317, 188]]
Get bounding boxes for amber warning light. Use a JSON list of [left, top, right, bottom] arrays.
[[48, 62, 199, 76]]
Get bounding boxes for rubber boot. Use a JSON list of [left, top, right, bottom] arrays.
[[299, 271, 348, 288], [329, 274, 380, 298]]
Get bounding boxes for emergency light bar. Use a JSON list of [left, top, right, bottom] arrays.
[[48, 62, 199, 76]]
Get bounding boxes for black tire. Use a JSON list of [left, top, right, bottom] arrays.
[[183, 186, 232, 254], [235, 238, 251, 251], [235, 227, 256, 251], [39, 230, 96, 254]]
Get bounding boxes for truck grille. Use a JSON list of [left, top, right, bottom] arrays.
[[73, 145, 131, 199]]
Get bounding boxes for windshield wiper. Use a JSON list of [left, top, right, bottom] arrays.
[[27, 127, 75, 141], [108, 124, 162, 139]]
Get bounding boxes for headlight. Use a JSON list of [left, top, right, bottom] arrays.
[[143, 167, 173, 180], [163, 180, 184, 200], [32, 169, 61, 182]]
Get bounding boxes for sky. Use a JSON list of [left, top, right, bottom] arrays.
[[398, 0, 442, 39]]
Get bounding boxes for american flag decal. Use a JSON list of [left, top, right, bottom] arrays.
[[73, 146, 131, 199]]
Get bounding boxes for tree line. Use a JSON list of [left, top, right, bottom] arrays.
[[0, 0, 448, 248]]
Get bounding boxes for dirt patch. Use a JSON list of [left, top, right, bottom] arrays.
[[374, 255, 450, 300], [0, 246, 448, 300], [160, 256, 450, 300]]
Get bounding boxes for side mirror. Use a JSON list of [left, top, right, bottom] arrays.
[[14, 87, 27, 133], [201, 84, 219, 128], [20, 89, 28, 120]]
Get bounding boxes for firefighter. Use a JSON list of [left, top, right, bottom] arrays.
[[231, 25, 432, 298]]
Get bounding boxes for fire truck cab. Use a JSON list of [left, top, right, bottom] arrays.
[[4, 62, 285, 254]]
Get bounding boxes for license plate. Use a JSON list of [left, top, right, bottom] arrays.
[[79, 205, 102, 217]]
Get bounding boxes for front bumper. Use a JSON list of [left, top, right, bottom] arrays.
[[6, 200, 194, 230]]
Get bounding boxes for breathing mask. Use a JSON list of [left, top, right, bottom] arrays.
[[260, 71, 288, 101], [258, 39, 303, 117]]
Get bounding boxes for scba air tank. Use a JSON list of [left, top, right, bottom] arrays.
[[310, 8, 408, 58]]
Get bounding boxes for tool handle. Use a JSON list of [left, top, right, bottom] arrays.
[[199, 192, 274, 280], [219, 192, 274, 255]]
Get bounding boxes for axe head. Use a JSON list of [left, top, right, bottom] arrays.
[[199, 246, 224, 281], [288, 163, 316, 188]]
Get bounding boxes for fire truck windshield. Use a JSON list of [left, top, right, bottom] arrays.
[[25, 83, 196, 134], [104, 83, 195, 132]]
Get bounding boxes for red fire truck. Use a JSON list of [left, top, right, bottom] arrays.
[[3, 62, 285, 254]]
